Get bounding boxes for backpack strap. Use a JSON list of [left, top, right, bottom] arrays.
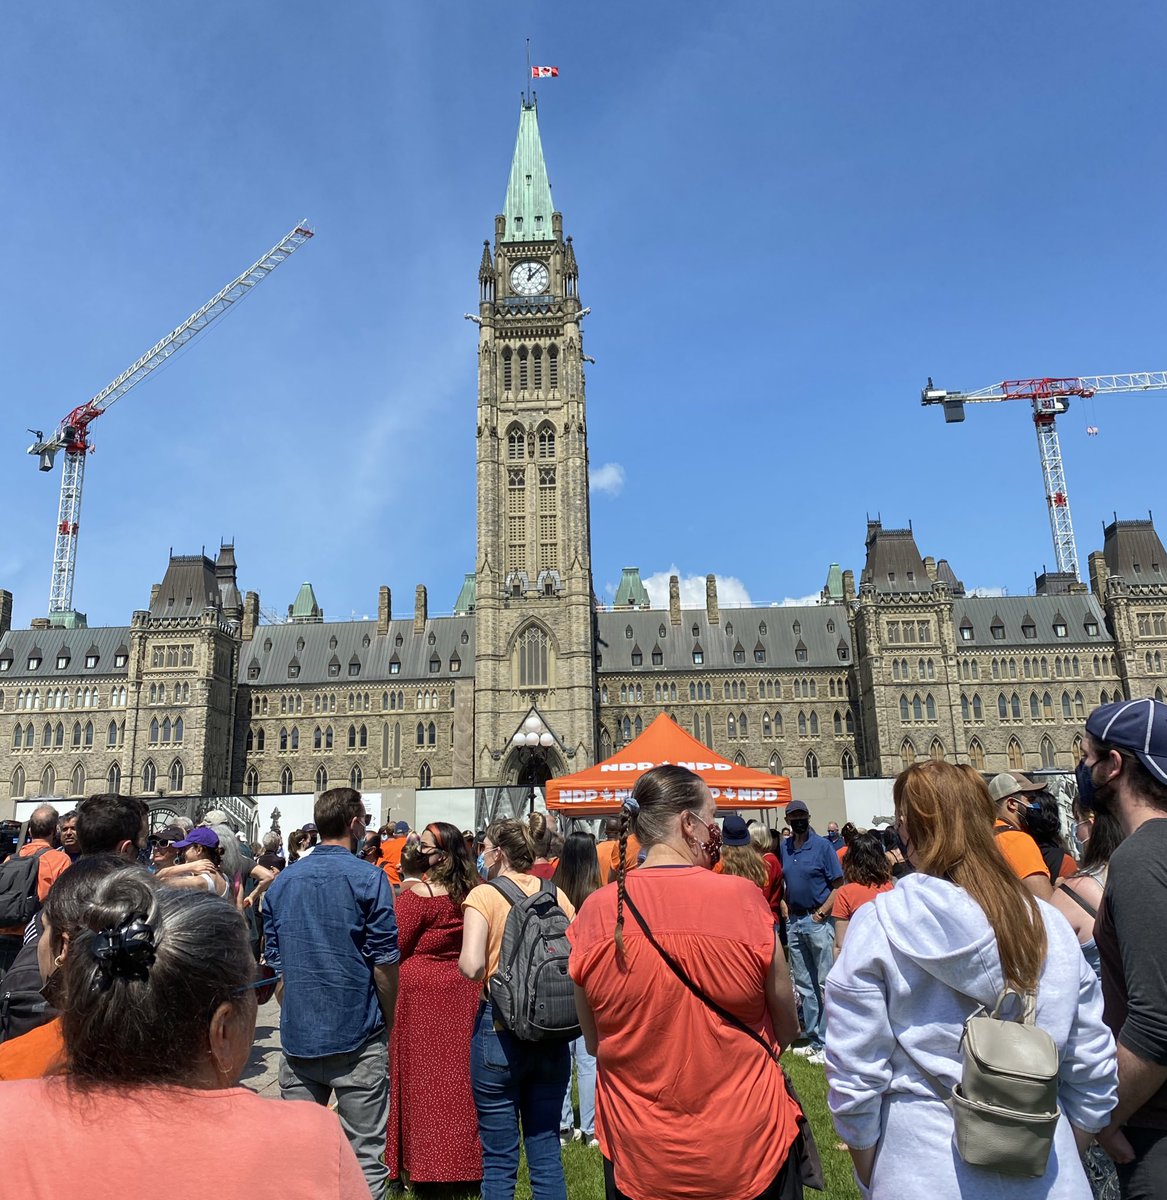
[[489, 876, 527, 907]]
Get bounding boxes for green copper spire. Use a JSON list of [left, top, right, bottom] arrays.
[[453, 572, 477, 616], [290, 582, 322, 623], [502, 100, 554, 243]]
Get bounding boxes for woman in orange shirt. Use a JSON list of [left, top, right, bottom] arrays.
[[832, 831, 895, 953], [0, 865, 366, 1200], [569, 766, 807, 1200]]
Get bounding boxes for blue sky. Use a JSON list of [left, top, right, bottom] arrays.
[[2, 2, 1165, 629]]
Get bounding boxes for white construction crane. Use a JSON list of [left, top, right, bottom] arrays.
[[921, 372, 1167, 580], [28, 222, 314, 624]]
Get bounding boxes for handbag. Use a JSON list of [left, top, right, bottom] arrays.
[[623, 889, 825, 1190]]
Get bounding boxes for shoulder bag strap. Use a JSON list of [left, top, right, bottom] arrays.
[[1061, 883, 1098, 919], [622, 887, 779, 1064]]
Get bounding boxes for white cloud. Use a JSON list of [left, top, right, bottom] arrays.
[[589, 462, 625, 496], [639, 565, 752, 610], [969, 586, 1007, 597], [779, 592, 821, 607]]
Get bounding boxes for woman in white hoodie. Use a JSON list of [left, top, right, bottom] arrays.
[[825, 760, 1117, 1200]]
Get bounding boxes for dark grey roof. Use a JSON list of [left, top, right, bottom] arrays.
[[935, 559, 965, 595], [0, 626, 132, 681], [951, 595, 1109, 649], [596, 605, 852, 673], [240, 617, 475, 686], [152, 555, 222, 618], [861, 522, 931, 594], [1103, 519, 1167, 585]]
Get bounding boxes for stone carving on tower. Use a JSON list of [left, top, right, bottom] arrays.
[[473, 98, 596, 786]]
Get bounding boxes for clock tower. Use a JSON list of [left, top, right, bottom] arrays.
[[473, 98, 596, 786]]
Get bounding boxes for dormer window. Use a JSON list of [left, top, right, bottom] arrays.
[[389, 661, 400, 675], [85, 654, 98, 669], [1053, 622, 1067, 638], [27, 656, 41, 670], [1085, 621, 1099, 636], [692, 624, 700, 638], [114, 653, 128, 668], [0, 657, 10, 672], [56, 655, 69, 670]]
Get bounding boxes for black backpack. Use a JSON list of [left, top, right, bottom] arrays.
[[488, 877, 580, 1042], [0, 848, 49, 928], [0, 927, 53, 1044]]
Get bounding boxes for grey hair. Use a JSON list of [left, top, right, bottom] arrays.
[[210, 824, 246, 896], [261, 831, 281, 853], [62, 865, 253, 1088], [749, 823, 771, 852]]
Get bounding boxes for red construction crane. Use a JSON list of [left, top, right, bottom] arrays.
[[921, 372, 1167, 579], [27, 222, 314, 624]]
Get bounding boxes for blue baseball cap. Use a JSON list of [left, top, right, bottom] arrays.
[[1087, 698, 1167, 786]]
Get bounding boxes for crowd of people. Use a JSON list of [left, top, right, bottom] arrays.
[[0, 696, 1164, 1199]]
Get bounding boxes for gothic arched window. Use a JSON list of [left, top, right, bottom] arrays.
[[516, 624, 551, 688], [141, 760, 156, 792], [968, 738, 986, 771], [107, 761, 121, 792]]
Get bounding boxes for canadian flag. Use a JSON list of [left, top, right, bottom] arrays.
[[531, 65, 559, 78]]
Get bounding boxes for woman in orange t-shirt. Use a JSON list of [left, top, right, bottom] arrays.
[[569, 766, 805, 1200], [832, 831, 895, 953], [1, 865, 365, 1200]]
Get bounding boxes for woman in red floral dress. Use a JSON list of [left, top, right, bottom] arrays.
[[386, 821, 483, 1187]]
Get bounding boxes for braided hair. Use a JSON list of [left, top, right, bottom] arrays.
[[614, 764, 705, 962]]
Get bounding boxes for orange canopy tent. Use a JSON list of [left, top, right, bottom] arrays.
[[545, 712, 792, 814]]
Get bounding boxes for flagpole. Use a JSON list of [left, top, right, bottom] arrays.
[[526, 38, 531, 104]]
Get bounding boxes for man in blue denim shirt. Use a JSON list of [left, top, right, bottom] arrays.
[[780, 799, 842, 1064], [263, 787, 399, 1198]]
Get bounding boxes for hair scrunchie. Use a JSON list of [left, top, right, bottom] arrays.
[[622, 796, 640, 815], [92, 917, 156, 989]]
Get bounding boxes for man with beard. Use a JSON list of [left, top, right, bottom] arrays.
[[1084, 699, 1167, 1195]]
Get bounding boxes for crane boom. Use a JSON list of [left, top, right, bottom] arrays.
[[29, 221, 314, 621], [921, 371, 1167, 580]]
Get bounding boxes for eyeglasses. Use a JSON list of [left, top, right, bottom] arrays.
[[232, 962, 279, 1006], [153, 840, 174, 849]]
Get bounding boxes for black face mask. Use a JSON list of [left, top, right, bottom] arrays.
[[789, 818, 810, 835], [1076, 757, 1118, 815]]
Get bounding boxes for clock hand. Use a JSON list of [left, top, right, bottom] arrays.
[[527, 266, 534, 281]]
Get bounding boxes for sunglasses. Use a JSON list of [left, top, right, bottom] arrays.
[[232, 962, 279, 1006], [153, 840, 174, 849]]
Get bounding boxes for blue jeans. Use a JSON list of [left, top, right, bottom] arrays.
[[786, 914, 835, 1051], [471, 999, 570, 1200], [559, 1036, 596, 1136]]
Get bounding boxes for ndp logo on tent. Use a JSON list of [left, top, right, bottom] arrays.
[[598, 760, 731, 773]]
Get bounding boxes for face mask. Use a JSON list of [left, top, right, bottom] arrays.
[[476, 852, 486, 877], [789, 818, 810, 835], [40, 966, 64, 1009], [685, 812, 722, 868], [1076, 758, 1116, 814]]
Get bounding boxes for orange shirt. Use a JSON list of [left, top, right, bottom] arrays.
[[0, 840, 71, 936], [569, 867, 801, 1200], [0, 1017, 65, 1080], [833, 880, 894, 921], [993, 820, 1048, 880], [463, 874, 576, 988], [597, 836, 640, 883], [0, 1081, 367, 1199], [379, 836, 408, 887], [836, 845, 848, 863]]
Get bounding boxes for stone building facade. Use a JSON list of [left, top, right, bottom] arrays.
[[2, 102, 1166, 813]]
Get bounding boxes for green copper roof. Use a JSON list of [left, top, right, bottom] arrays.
[[290, 582, 322, 623], [502, 100, 554, 243], [453, 572, 477, 615], [823, 563, 844, 601], [613, 567, 650, 609]]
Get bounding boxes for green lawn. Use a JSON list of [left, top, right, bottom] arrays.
[[395, 1057, 858, 1199]]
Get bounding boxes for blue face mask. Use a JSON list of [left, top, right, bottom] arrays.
[[1076, 759, 1098, 813], [476, 852, 487, 878]]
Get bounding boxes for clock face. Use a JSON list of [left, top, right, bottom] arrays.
[[510, 260, 549, 296]]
